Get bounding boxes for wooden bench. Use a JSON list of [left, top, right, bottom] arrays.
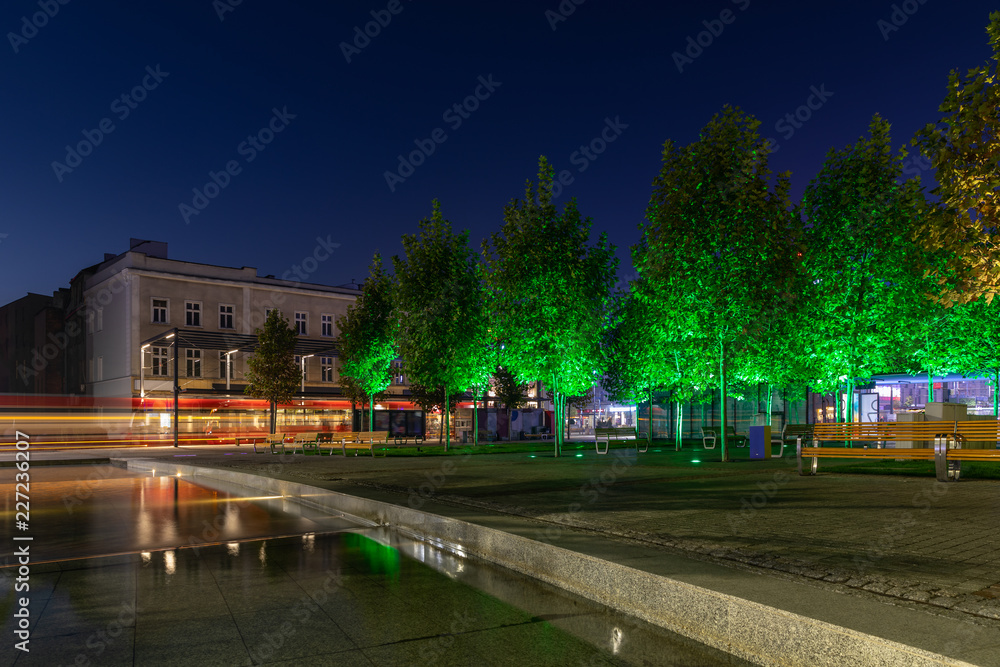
[[290, 431, 328, 455], [798, 420, 1000, 482], [393, 433, 425, 446], [700, 426, 748, 450], [265, 433, 290, 454], [772, 423, 814, 458], [594, 427, 646, 454], [334, 431, 388, 457], [234, 434, 268, 453]]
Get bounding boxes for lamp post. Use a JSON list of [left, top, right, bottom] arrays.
[[140, 343, 150, 398], [301, 354, 313, 393], [225, 349, 238, 391]]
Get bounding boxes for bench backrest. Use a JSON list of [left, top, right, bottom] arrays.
[[783, 424, 814, 438], [265, 434, 286, 443], [701, 427, 721, 438], [293, 432, 318, 443]]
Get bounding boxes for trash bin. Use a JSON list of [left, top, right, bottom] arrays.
[[749, 425, 772, 460]]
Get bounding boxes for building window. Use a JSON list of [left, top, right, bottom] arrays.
[[186, 301, 202, 327], [265, 308, 274, 321], [321, 356, 333, 382], [186, 349, 201, 378], [295, 312, 307, 335], [321, 314, 333, 337], [152, 298, 168, 324], [219, 352, 235, 379], [152, 347, 168, 376], [219, 304, 234, 329], [96, 356, 103, 382], [96, 308, 103, 332]]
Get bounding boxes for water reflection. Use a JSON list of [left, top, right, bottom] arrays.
[[0, 465, 355, 564]]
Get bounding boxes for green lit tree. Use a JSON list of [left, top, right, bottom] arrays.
[[639, 106, 798, 460], [492, 366, 529, 440], [244, 309, 299, 434], [339, 374, 391, 432], [912, 11, 1000, 307], [335, 253, 397, 434], [393, 200, 488, 451], [937, 300, 1000, 416], [800, 115, 927, 421], [603, 280, 671, 446], [483, 156, 618, 457], [405, 381, 464, 443]]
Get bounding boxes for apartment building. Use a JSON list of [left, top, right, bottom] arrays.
[[75, 239, 359, 399]]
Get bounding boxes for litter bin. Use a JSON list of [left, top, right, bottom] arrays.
[[749, 425, 772, 460]]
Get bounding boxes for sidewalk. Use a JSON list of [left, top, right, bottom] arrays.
[[9, 441, 1000, 663]]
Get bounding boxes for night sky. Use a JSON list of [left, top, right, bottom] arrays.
[[2, 0, 997, 306]]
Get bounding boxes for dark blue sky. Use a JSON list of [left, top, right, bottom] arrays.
[[1, 0, 996, 305]]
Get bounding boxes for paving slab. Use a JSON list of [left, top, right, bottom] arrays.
[[7, 441, 1000, 664]]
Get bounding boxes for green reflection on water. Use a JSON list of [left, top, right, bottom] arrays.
[[343, 532, 400, 581]]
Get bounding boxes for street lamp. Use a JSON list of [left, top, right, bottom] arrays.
[[140, 344, 150, 398], [225, 349, 238, 391], [301, 354, 314, 392]]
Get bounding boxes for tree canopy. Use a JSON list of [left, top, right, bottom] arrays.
[[483, 156, 618, 456], [393, 200, 488, 450], [336, 253, 397, 433], [244, 309, 298, 433]]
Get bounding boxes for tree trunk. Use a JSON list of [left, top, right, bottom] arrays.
[[648, 385, 653, 448], [270, 400, 277, 434], [368, 393, 374, 435], [675, 401, 683, 451], [445, 389, 450, 453], [552, 374, 559, 458], [995, 370, 999, 418], [766, 384, 773, 426], [473, 392, 478, 446], [719, 341, 729, 462], [928, 372, 935, 404]]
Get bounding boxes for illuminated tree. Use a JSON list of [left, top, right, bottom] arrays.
[[603, 280, 671, 446], [336, 253, 397, 434], [393, 200, 488, 451], [483, 156, 618, 457], [244, 309, 298, 434], [640, 106, 797, 460], [492, 366, 529, 440], [800, 115, 926, 420], [339, 375, 390, 432], [912, 11, 1000, 306], [948, 299, 1000, 416]]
